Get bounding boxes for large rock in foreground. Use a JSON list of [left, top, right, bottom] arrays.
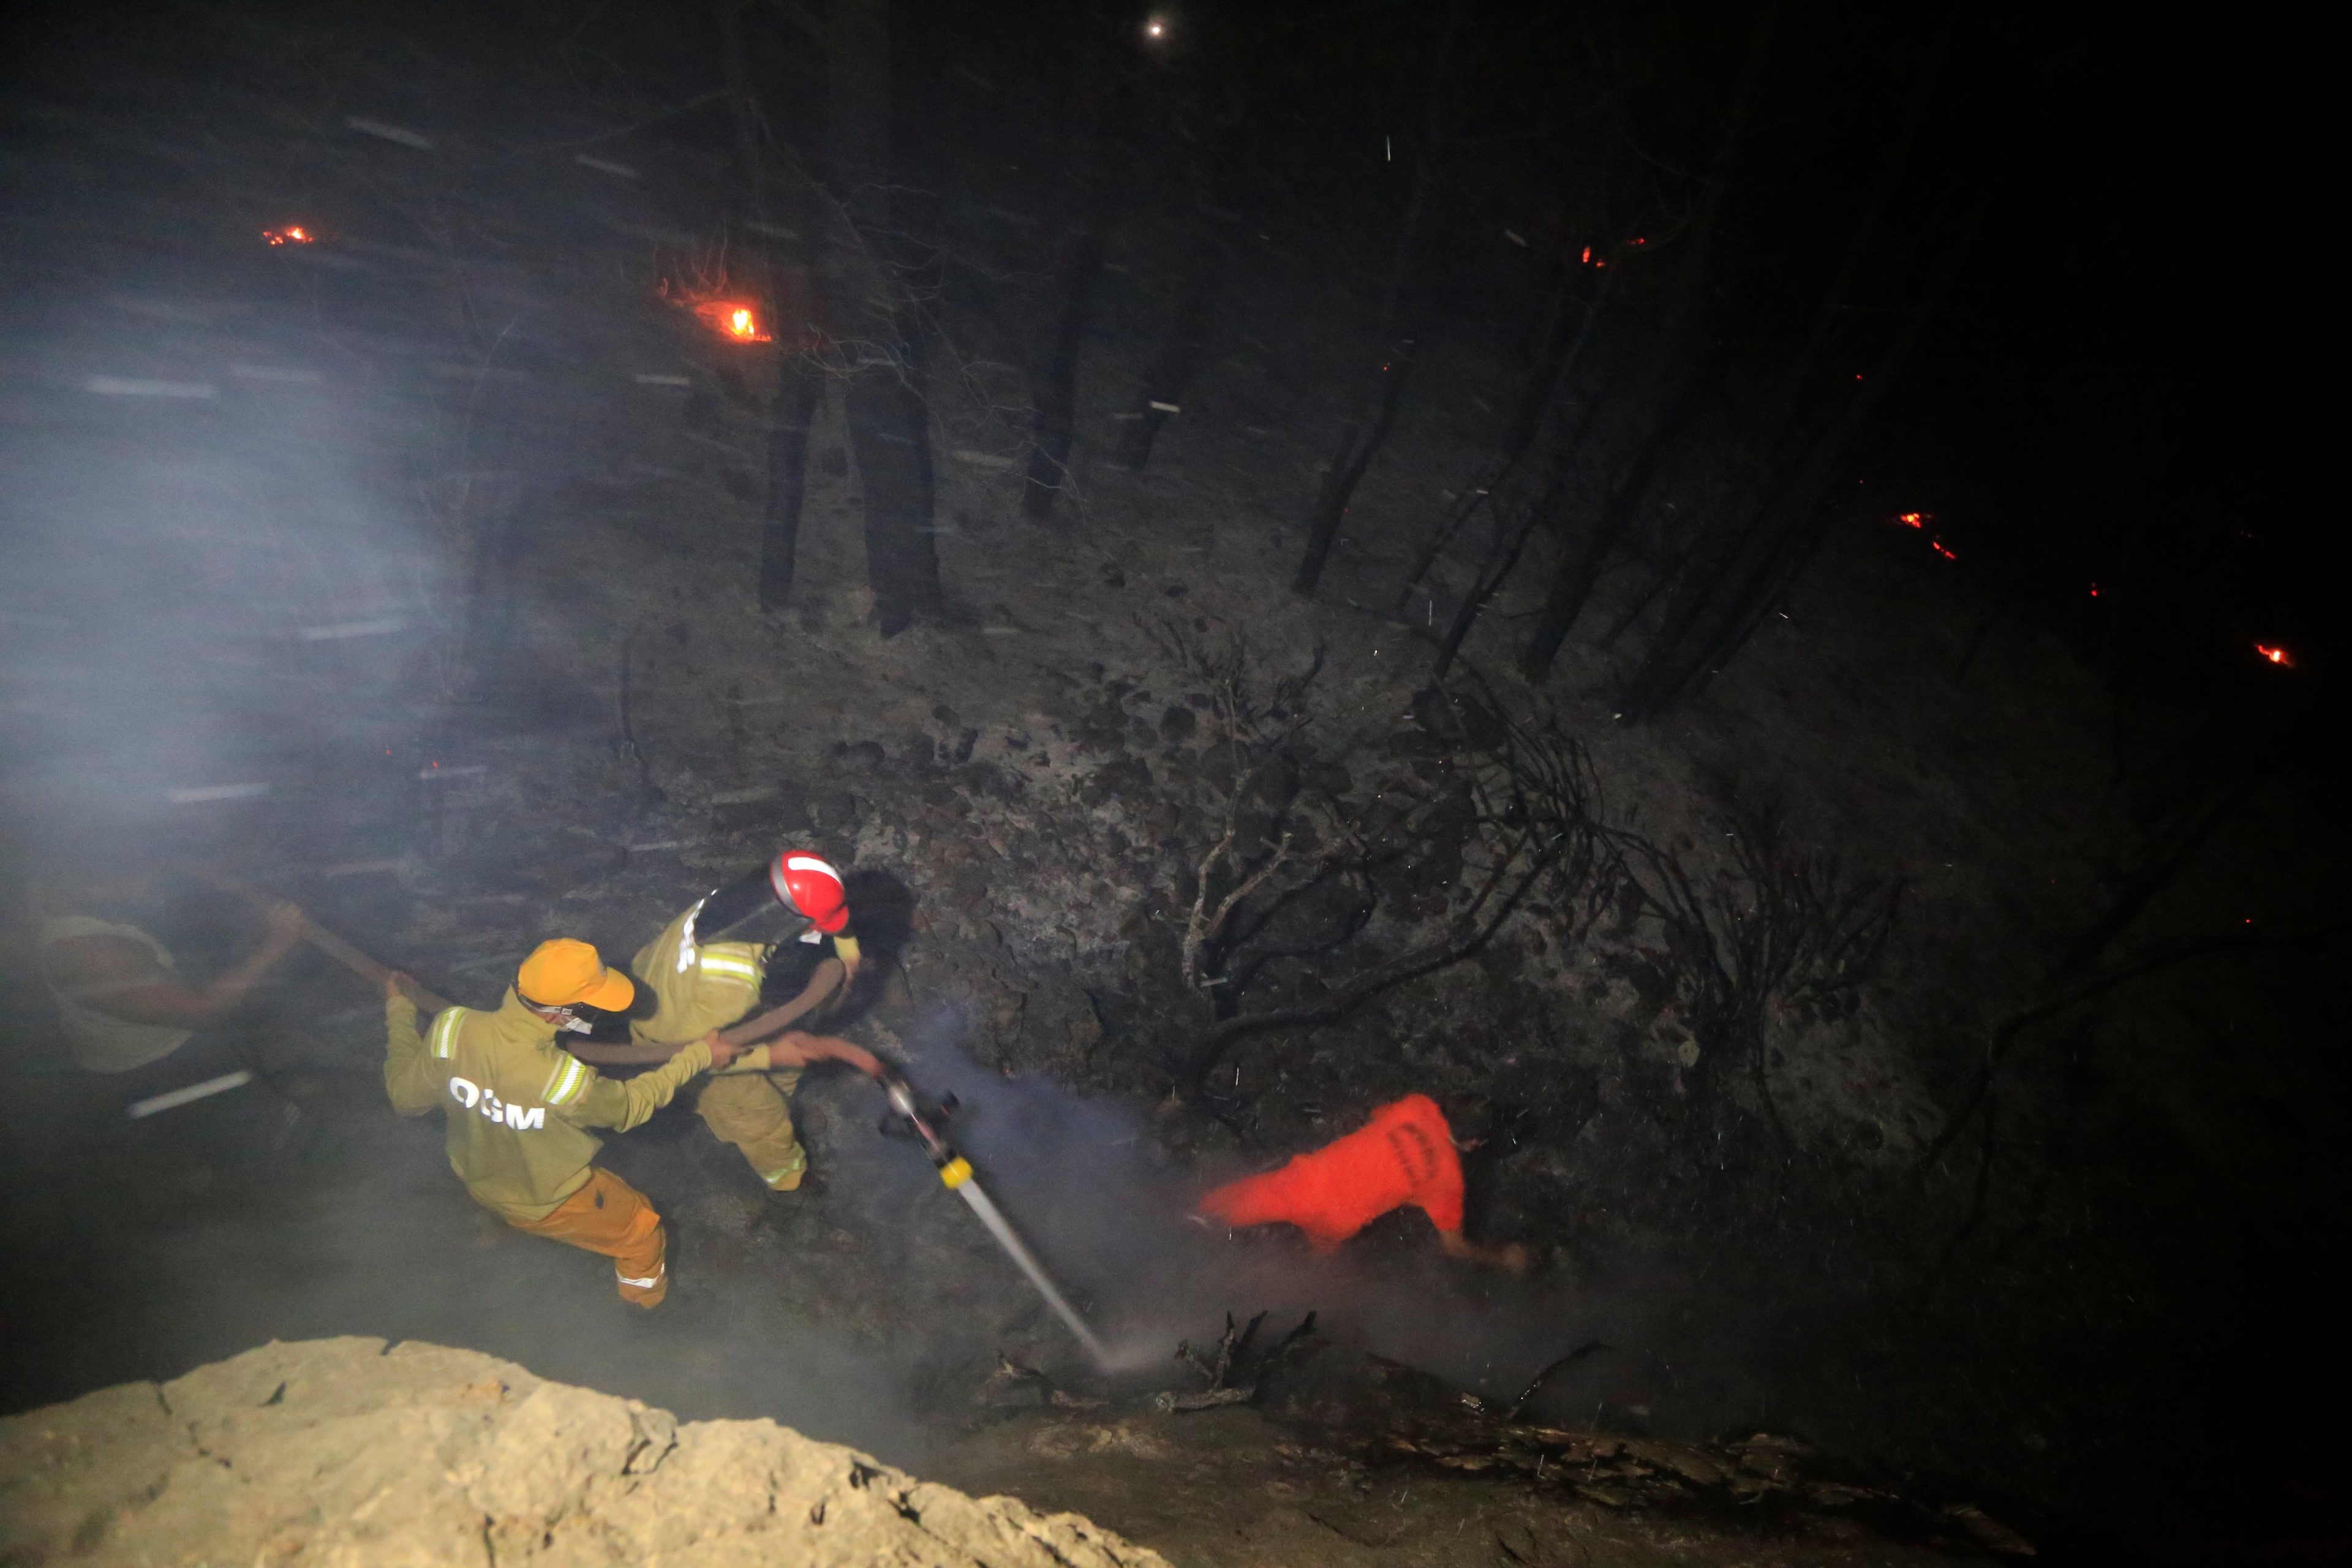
[[0, 1337, 1166, 1567]]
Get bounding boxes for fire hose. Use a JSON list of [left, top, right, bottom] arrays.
[[211, 870, 1107, 1362], [203, 870, 453, 1011], [873, 1063, 1112, 1369]]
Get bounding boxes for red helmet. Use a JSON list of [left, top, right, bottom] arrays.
[[767, 851, 850, 933]]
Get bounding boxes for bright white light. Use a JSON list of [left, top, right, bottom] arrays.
[[1144, 16, 1167, 40]]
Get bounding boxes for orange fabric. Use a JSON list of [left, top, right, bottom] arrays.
[[504, 1167, 668, 1306], [1199, 1094, 1464, 1252]]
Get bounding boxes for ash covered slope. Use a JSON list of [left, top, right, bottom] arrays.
[[0, 1336, 1163, 1568]]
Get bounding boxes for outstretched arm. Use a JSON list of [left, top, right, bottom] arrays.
[[564, 1038, 691, 1067], [564, 1033, 734, 1133], [571, 955, 852, 1068], [46, 900, 306, 1028], [717, 958, 847, 1047], [382, 973, 437, 1116], [1438, 1230, 1532, 1274], [763, 1030, 883, 1077]]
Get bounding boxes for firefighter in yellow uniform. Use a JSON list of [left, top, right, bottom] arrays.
[[383, 938, 739, 1306], [627, 850, 861, 1194]]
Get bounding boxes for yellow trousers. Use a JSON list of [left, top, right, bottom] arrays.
[[504, 1168, 668, 1306], [630, 902, 812, 1191], [698, 1069, 807, 1189]]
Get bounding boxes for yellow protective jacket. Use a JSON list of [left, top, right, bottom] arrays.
[[630, 903, 794, 1076], [385, 989, 710, 1221], [630, 904, 768, 1046]]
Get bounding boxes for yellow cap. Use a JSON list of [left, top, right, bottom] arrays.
[[516, 939, 635, 1011]]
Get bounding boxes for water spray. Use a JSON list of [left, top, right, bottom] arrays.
[[876, 1064, 1112, 1370]]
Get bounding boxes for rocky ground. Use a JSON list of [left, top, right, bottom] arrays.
[[1, 1336, 2027, 1567], [0, 1336, 1166, 1567]]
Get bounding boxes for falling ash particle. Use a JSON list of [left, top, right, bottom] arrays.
[[228, 364, 325, 385], [86, 377, 216, 399], [127, 1071, 254, 1118], [344, 117, 434, 150], [298, 617, 408, 641], [324, 859, 405, 878]]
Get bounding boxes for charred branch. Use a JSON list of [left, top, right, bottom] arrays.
[[1155, 1311, 1316, 1412], [1610, 795, 1902, 1134]]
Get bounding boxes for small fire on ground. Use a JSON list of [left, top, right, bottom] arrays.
[[262, 226, 315, 246], [2254, 643, 2294, 668], [691, 301, 772, 342], [1894, 511, 1957, 560]]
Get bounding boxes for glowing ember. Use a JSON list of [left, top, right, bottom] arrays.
[[2254, 643, 2294, 667], [1581, 246, 1591, 264], [691, 300, 772, 342], [2089, 583, 2100, 597], [1897, 511, 1927, 528], [262, 226, 314, 246], [1930, 539, 1957, 560]]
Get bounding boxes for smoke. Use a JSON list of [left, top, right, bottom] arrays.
[[886, 1005, 1738, 1427], [0, 2, 1799, 1470]]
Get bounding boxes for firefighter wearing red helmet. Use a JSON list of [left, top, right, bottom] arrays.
[[616, 850, 861, 1193]]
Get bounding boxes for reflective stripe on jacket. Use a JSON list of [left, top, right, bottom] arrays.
[[628, 905, 769, 1051], [385, 989, 709, 1221]]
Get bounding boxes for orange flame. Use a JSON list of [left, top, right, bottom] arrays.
[[691, 300, 772, 342], [1897, 511, 1926, 528], [2254, 643, 2293, 667], [1930, 539, 1957, 560], [262, 225, 314, 246]]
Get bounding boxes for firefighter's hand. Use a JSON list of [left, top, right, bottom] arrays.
[[776, 1031, 883, 1078], [385, 970, 414, 1002], [703, 1030, 743, 1069]]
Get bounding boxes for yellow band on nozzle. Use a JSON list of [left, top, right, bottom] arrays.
[[938, 1156, 973, 1189]]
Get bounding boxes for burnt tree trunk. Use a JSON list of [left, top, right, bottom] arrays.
[[1506, 259, 1603, 459], [1596, 8, 1949, 674], [1430, 450, 1570, 678], [1115, 219, 1225, 470], [1291, 341, 1419, 596], [1515, 4, 1777, 680], [1400, 263, 1619, 616], [1516, 382, 1704, 680], [822, 0, 941, 636], [1618, 156, 2009, 720], [1292, 0, 1461, 597], [1026, 227, 1106, 517], [717, 0, 824, 611], [760, 347, 823, 611], [1024, 2, 1118, 519]]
